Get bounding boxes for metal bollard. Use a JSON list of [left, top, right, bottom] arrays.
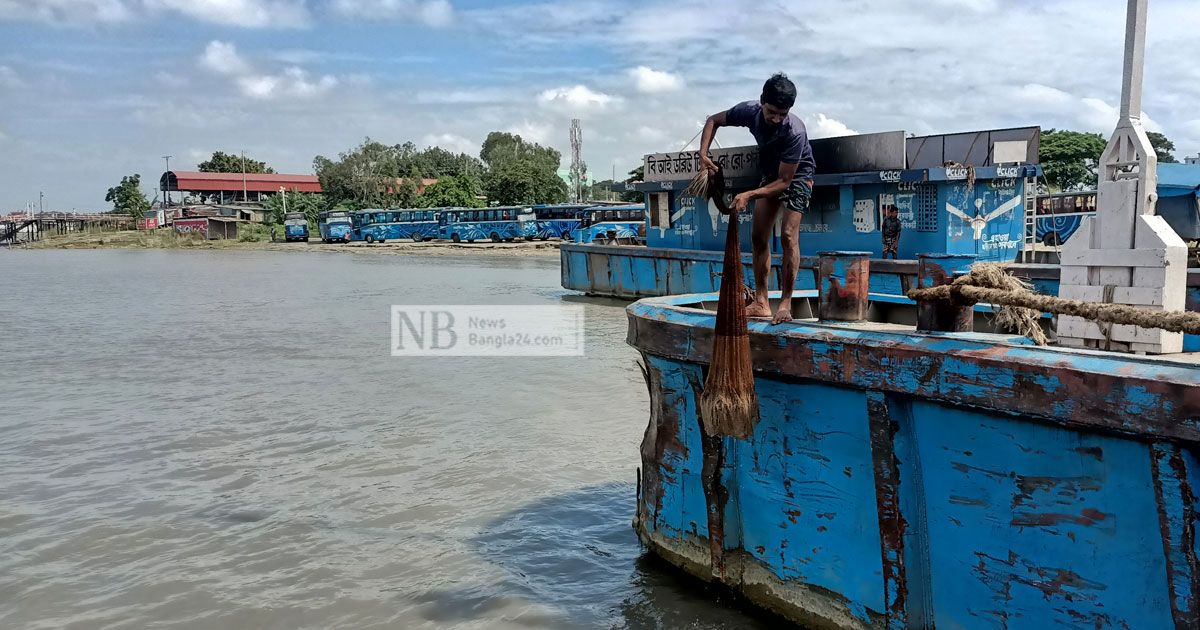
[[817, 251, 871, 322], [916, 253, 976, 333]]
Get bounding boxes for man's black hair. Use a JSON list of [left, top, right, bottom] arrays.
[[761, 73, 797, 109]]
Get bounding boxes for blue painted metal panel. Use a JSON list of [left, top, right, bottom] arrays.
[[643, 355, 711, 540], [734, 379, 885, 618], [628, 291, 1200, 627], [910, 401, 1172, 628], [644, 174, 1029, 262]]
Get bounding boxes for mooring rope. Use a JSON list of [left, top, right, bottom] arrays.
[[906, 263, 1200, 345]]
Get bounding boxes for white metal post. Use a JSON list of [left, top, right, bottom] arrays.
[[1057, 0, 1187, 354]]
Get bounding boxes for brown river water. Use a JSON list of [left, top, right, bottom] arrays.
[[0, 250, 774, 629]]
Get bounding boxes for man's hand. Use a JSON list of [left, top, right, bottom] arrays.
[[732, 191, 754, 213], [700, 154, 718, 174]]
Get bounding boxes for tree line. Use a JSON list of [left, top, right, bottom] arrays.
[[105, 131, 581, 223]]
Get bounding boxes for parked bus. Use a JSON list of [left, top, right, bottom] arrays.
[[528, 204, 591, 240], [571, 205, 646, 244], [351, 209, 441, 243], [318, 210, 353, 243], [283, 212, 309, 242], [438, 206, 533, 243], [1034, 192, 1096, 246]]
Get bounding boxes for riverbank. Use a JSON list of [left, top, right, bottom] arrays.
[[19, 229, 562, 257]]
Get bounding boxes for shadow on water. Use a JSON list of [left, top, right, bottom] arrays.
[[414, 483, 778, 629]]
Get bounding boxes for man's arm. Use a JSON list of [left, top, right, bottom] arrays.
[[698, 111, 727, 173], [732, 161, 799, 212]]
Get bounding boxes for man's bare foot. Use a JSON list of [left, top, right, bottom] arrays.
[[746, 297, 772, 318], [771, 300, 793, 324]]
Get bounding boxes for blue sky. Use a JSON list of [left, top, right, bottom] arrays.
[[2, 0, 1199, 212]]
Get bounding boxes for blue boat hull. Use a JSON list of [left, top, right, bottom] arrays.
[[567, 243, 1200, 351], [628, 292, 1200, 628]]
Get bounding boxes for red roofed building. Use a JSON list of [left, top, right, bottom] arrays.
[[160, 171, 322, 204]]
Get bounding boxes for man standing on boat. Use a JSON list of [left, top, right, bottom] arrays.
[[698, 73, 816, 324]]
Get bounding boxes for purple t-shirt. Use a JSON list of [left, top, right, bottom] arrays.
[[725, 100, 816, 181]]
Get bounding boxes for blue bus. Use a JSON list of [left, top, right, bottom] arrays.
[[1035, 192, 1095, 246], [1036, 168, 1200, 247], [438, 206, 533, 243], [351, 209, 441, 243], [318, 210, 353, 243], [528, 204, 591, 240], [571, 205, 646, 244], [283, 212, 309, 242]]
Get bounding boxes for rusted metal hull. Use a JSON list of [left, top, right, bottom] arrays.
[[628, 292, 1200, 628]]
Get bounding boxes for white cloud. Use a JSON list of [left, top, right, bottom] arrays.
[[330, 0, 454, 26], [537, 85, 617, 111], [631, 125, 667, 143], [6, 0, 1200, 211], [1078, 97, 1161, 134], [413, 88, 511, 105], [505, 121, 552, 145], [808, 113, 856, 139], [143, 0, 309, 28], [193, 41, 338, 101], [199, 41, 251, 76], [0, 0, 132, 25], [0, 0, 309, 27], [237, 67, 337, 100], [422, 133, 476, 154], [1015, 83, 1073, 108], [629, 66, 683, 93], [0, 65, 25, 89]]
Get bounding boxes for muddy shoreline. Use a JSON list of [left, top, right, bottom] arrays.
[[18, 230, 562, 257]]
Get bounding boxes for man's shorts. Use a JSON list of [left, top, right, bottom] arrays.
[[761, 177, 813, 213]]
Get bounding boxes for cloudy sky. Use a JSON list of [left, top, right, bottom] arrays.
[[1, 0, 1198, 211]]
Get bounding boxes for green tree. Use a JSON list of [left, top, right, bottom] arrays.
[[289, 192, 326, 227], [1039, 129, 1107, 192], [313, 137, 489, 209], [479, 132, 568, 205], [480, 131, 561, 172], [484, 162, 569, 205], [417, 175, 482, 208], [1147, 131, 1178, 164], [393, 165, 423, 208], [621, 165, 645, 203], [314, 138, 402, 209], [197, 151, 275, 174], [261, 190, 323, 224], [104, 174, 151, 221]]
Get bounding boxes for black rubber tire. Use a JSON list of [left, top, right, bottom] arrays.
[[365, 234, 375, 244], [490, 232, 501, 243], [451, 234, 460, 243]]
